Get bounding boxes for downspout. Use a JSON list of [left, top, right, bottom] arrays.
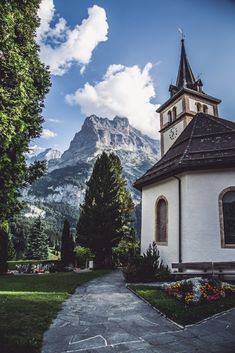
[[174, 176, 182, 264]]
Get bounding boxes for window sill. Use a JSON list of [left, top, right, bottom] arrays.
[[156, 241, 168, 246], [221, 243, 235, 249]]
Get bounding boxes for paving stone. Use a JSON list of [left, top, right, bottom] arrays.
[[41, 270, 235, 353]]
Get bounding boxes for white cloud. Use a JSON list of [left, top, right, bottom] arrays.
[[36, 0, 55, 41], [41, 128, 57, 139], [48, 118, 61, 123], [65, 63, 160, 138], [37, 1, 109, 75]]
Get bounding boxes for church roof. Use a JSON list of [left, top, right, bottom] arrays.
[[134, 113, 235, 190]]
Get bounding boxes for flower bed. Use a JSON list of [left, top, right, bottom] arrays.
[[163, 277, 235, 305]]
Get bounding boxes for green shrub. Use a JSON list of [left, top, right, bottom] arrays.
[[123, 242, 171, 282], [74, 246, 94, 268], [112, 235, 140, 266]]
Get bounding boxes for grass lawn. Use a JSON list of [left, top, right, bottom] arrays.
[[0, 270, 109, 353], [129, 285, 235, 326]]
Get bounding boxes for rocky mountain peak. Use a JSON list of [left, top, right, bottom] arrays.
[[27, 115, 160, 211], [81, 115, 129, 134], [60, 115, 159, 167], [26, 147, 62, 165]]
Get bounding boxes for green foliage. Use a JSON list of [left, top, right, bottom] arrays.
[[123, 242, 171, 282], [74, 246, 94, 268], [77, 152, 134, 267], [31, 201, 78, 247], [7, 234, 16, 260], [48, 247, 60, 260], [142, 241, 162, 274], [61, 219, 75, 266], [0, 0, 50, 221], [10, 215, 33, 259], [0, 227, 8, 274], [0, 0, 50, 272], [26, 217, 48, 260], [133, 203, 141, 237], [9, 201, 78, 263], [41, 202, 79, 228], [112, 232, 140, 266]]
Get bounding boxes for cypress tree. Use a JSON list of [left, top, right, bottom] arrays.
[[77, 152, 134, 267], [26, 217, 48, 260], [7, 235, 16, 260], [61, 219, 75, 266]]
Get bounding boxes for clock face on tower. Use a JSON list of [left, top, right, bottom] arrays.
[[169, 127, 178, 140]]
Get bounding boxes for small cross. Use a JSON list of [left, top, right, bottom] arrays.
[[178, 28, 185, 40]]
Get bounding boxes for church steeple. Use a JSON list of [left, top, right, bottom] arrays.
[[176, 39, 196, 89], [157, 37, 221, 156], [169, 39, 203, 97]]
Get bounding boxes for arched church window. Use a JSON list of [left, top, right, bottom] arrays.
[[219, 187, 235, 248], [155, 196, 168, 245], [196, 102, 201, 112], [168, 110, 172, 123], [172, 107, 177, 121], [203, 105, 208, 113]]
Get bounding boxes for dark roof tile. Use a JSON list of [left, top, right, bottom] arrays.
[[134, 113, 235, 190]]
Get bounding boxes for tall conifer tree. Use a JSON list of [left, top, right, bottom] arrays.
[[61, 219, 75, 266], [26, 217, 48, 260], [77, 152, 134, 266]]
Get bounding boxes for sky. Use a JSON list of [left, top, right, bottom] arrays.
[[33, 0, 235, 154]]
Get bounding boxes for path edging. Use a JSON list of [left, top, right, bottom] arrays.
[[127, 284, 235, 329]]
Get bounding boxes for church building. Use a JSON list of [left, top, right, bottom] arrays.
[[134, 39, 235, 268]]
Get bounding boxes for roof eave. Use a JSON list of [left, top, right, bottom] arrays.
[[134, 163, 235, 191]]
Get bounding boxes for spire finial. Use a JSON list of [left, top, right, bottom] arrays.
[[178, 27, 185, 41]]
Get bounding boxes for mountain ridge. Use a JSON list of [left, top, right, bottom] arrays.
[[27, 148, 62, 166], [25, 115, 160, 210]]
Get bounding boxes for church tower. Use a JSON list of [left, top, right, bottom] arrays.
[[158, 39, 221, 155]]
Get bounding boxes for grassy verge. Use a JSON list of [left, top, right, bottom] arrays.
[[129, 285, 235, 326], [0, 270, 109, 353]]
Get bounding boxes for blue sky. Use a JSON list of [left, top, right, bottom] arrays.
[[34, 0, 235, 153]]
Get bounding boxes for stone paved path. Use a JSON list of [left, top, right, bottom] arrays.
[[42, 270, 235, 353]]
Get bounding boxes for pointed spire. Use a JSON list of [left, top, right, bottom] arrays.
[[176, 39, 196, 89], [169, 37, 205, 97]]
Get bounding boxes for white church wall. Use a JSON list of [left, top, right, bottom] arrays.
[[141, 177, 179, 266], [181, 170, 235, 262]]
